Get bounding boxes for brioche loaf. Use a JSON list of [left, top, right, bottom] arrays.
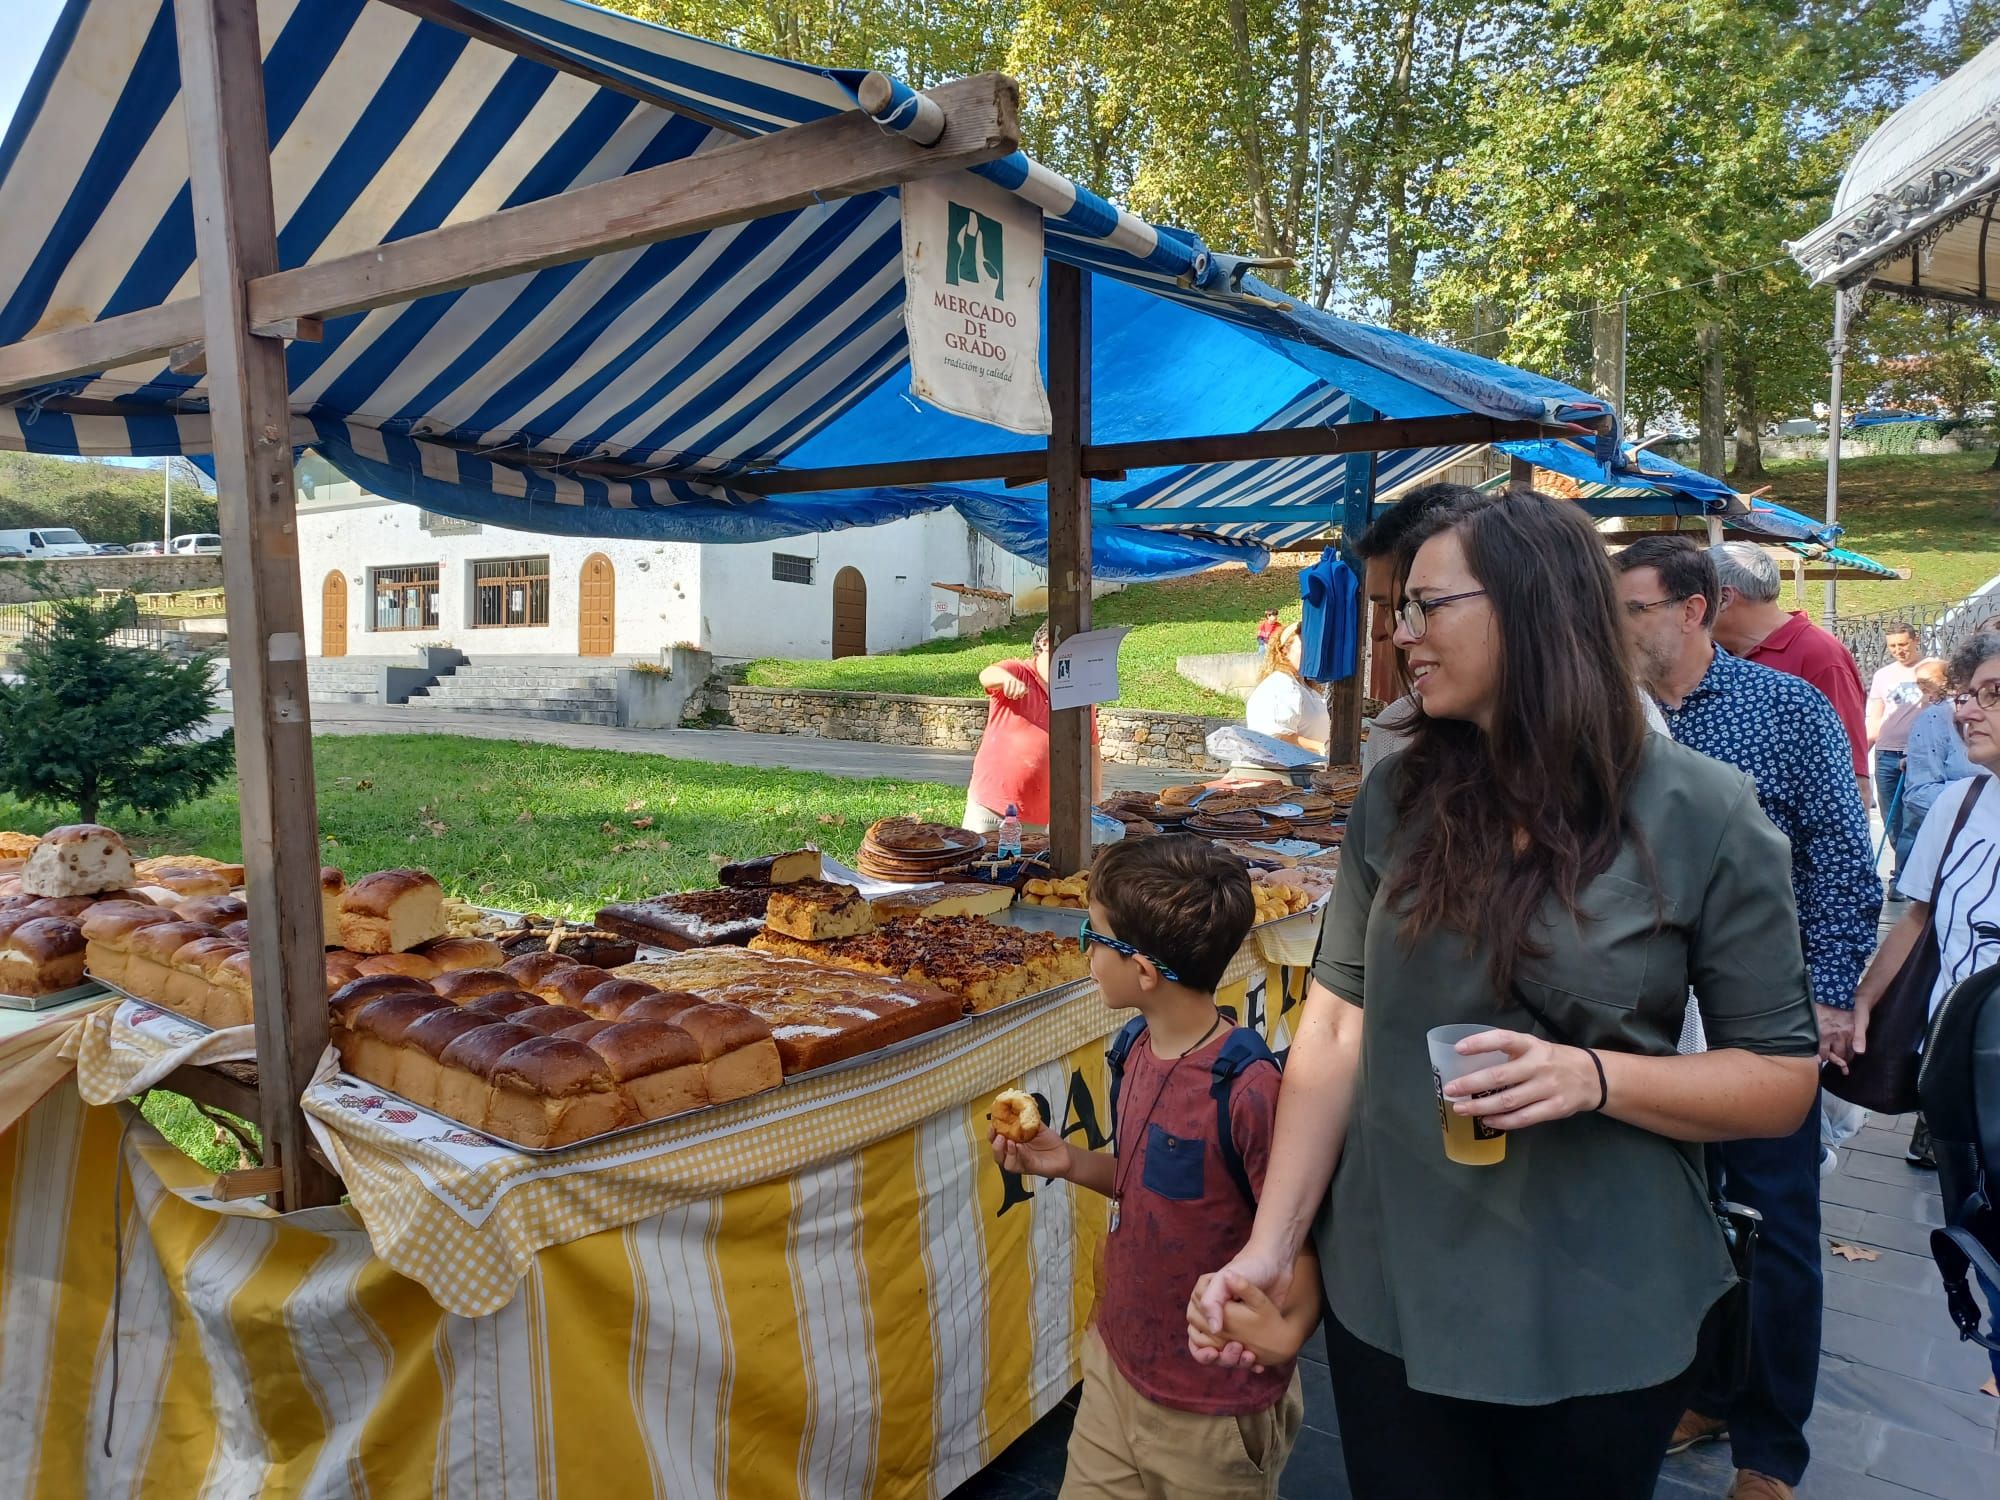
[[669, 1002, 782, 1101], [415, 936, 506, 973], [500, 951, 577, 991], [0, 916, 86, 996], [356, 952, 441, 982], [391, 1007, 496, 1109], [465, 990, 544, 1020], [328, 973, 437, 1027], [175, 894, 249, 928], [321, 867, 347, 938], [431, 968, 518, 1004], [341, 992, 452, 1086], [20, 825, 134, 898], [485, 1037, 637, 1148], [585, 1020, 706, 1119], [538, 964, 616, 1007], [338, 870, 444, 954], [432, 1021, 541, 1125], [576, 977, 662, 1018], [137, 865, 231, 900], [509, 1004, 592, 1036], [323, 950, 366, 995]]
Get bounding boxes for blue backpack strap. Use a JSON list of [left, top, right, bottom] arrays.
[[1211, 1028, 1282, 1207], [1105, 1017, 1149, 1147]]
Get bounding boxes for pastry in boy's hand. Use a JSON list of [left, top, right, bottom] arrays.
[[990, 1087, 1044, 1143]]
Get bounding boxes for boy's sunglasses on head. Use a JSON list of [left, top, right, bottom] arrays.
[[1079, 917, 1182, 984]]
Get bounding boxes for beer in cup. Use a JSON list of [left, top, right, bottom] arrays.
[[1426, 1023, 1509, 1167]]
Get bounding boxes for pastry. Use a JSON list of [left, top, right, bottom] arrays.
[[750, 915, 1089, 1013], [135, 866, 232, 901], [338, 870, 445, 955], [0, 832, 41, 860], [20, 825, 135, 898], [764, 880, 875, 942], [596, 887, 771, 950], [134, 855, 246, 886], [493, 921, 637, 970], [1021, 872, 1090, 910], [855, 820, 984, 883], [989, 1088, 1043, 1144], [718, 848, 823, 888], [485, 1037, 638, 1148], [868, 883, 1016, 923]]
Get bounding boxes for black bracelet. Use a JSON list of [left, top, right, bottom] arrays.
[[1582, 1047, 1609, 1112]]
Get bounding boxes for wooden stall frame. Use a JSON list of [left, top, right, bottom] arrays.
[[0, 0, 1592, 1207]]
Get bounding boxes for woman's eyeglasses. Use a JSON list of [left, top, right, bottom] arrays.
[[1398, 589, 1487, 640], [1951, 683, 2000, 712], [1079, 918, 1182, 983]]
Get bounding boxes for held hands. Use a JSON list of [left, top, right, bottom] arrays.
[[1815, 1003, 1857, 1072], [1442, 1030, 1600, 1130], [1188, 1245, 1295, 1371], [988, 1124, 1069, 1180]]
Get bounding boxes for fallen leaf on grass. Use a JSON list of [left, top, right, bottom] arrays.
[[707, 852, 730, 867], [817, 813, 847, 828], [515, 809, 534, 824], [478, 883, 497, 895], [1828, 1242, 1880, 1263], [631, 816, 655, 829], [600, 822, 617, 835], [625, 799, 646, 812], [355, 779, 374, 791]]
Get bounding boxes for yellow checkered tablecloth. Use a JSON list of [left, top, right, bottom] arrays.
[[0, 993, 112, 1136], [308, 948, 1274, 1317], [63, 996, 257, 1106]]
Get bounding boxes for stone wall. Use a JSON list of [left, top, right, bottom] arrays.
[[721, 685, 1229, 769], [0, 555, 223, 604]]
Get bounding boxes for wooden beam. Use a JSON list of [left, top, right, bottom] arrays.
[[736, 415, 1581, 496], [176, 0, 339, 1211], [247, 72, 1018, 325], [1508, 455, 1536, 493], [0, 73, 1019, 398], [1327, 401, 1377, 766], [1046, 262, 1093, 878], [372, 0, 753, 137]]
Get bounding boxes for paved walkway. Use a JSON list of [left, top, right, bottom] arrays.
[[953, 1110, 2000, 1500], [214, 699, 1194, 794]]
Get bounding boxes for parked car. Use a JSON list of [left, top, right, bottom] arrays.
[[0, 526, 97, 558], [168, 533, 223, 555], [0, 544, 25, 559], [125, 539, 164, 555], [94, 542, 130, 556]]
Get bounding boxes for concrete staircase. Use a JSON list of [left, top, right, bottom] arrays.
[[306, 658, 384, 704], [409, 658, 624, 725]]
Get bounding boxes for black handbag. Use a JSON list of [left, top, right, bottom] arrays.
[[1509, 983, 1761, 1395], [1827, 778, 1987, 1114]]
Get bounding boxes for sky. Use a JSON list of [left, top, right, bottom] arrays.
[[2, 0, 65, 138]]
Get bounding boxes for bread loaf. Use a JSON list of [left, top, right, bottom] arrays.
[[137, 865, 231, 900], [433, 1021, 541, 1125], [554, 1018, 617, 1045], [0, 832, 40, 860], [432, 968, 518, 1004], [20, 825, 135, 897], [718, 848, 822, 888], [121, 921, 221, 1003], [584, 1019, 707, 1119], [0, 916, 86, 996], [338, 870, 445, 954], [415, 936, 506, 973], [328, 973, 437, 1027], [222, 919, 251, 944], [538, 964, 616, 1007], [500, 951, 577, 991], [134, 855, 245, 887], [615, 992, 704, 1024], [669, 1002, 782, 1101], [486, 1037, 637, 1148], [392, 1007, 496, 1109], [10, 895, 102, 919], [321, 867, 346, 938], [165, 936, 244, 1023], [175, 894, 249, 928], [509, 1003, 592, 1036], [356, 952, 442, 982], [465, 990, 545, 1020], [341, 992, 452, 1087], [214, 951, 257, 1029], [576, 978, 662, 1018]]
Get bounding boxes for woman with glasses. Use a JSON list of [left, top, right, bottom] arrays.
[[1191, 493, 1820, 1499]]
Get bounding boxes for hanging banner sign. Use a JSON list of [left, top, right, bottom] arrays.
[[901, 173, 1051, 435]]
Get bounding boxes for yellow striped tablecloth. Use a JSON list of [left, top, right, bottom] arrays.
[[0, 956, 1314, 1498], [0, 994, 114, 1138]]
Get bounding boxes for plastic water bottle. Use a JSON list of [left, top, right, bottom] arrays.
[[997, 804, 1022, 860]]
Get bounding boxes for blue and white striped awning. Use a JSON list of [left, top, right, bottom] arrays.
[[0, 0, 1629, 577]]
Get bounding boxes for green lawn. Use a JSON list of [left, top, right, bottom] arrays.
[[0, 735, 961, 923], [748, 563, 1311, 717], [1765, 451, 2000, 618]]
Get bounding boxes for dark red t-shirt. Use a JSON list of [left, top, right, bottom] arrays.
[[1744, 611, 1870, 779], [1098, 1027, 1293, 1415]]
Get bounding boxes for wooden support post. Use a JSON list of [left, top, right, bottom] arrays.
[[1508, 455, 1535, 494], [176, 0, 339, 1210], [1046, 261, 1093, 877], [1327, 403, 1376, 767]]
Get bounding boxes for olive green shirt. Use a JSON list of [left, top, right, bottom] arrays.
[[1311, 736, 1817, 1405]]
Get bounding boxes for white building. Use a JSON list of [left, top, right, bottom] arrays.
[[294, 454, 1053, 663]]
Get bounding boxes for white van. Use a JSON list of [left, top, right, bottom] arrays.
[[168, 533, 223, 555], [0, 527, 96, 558]]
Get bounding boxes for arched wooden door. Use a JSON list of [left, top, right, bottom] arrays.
[[321, 571, 348, 657], [578, 553, 615, 656], [831, 566, 866, 659]]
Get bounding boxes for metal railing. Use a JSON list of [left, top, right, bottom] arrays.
[[1832, 586, 2000, 677]]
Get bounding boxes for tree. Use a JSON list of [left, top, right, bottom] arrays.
[[0, 452, 219, 543], [0, 594, 234, 824]]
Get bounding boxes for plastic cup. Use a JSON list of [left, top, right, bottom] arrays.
[[1426, 1023, 1509, 1166]]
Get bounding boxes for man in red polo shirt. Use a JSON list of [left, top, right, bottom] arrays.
[[1711, 542, 1870, 801], [963, 623, 1101, 832]]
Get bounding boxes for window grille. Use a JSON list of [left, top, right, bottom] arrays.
[[471, 556, 550, 627]]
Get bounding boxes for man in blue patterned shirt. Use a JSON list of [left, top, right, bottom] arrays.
[[1615, 535, 1880, 1500]]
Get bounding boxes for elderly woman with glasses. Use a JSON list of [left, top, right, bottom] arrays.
[[1190, 493, 1820, 1500]]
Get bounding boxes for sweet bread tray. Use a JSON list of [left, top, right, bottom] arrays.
[[0, 979, 113, 1012]]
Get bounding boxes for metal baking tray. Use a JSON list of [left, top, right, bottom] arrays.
[[92, 979, 215, 1031], [0, 979, 113, 1012]]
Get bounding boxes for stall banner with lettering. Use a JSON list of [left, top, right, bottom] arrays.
[[901, 173, 1050, 434]]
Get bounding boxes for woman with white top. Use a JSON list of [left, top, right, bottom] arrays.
[[1245, 621, 1330, 757]]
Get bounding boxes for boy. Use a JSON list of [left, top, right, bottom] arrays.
[[990, 835, 1315, 1498]]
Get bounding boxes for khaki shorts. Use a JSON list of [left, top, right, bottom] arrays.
[[1059, 1328, 1304, 1500], [962, 796, 1049, 837]]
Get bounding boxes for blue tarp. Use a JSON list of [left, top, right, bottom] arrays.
[[0, 0, 1638, 577]]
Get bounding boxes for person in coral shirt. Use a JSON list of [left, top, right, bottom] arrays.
[[963, 623, 1100, 832]]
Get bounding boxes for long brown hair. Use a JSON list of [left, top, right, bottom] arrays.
[[1386, 493, 1650, 995]]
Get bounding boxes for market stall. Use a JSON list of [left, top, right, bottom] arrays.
[[0, 2, 1636, 1494]]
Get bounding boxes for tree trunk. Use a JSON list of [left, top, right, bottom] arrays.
[[1226, 0, 1281, 261], [1989, 443, 2000, 472], [1730, 343, 1766, 483], [1698, 323, 1726, 478]]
